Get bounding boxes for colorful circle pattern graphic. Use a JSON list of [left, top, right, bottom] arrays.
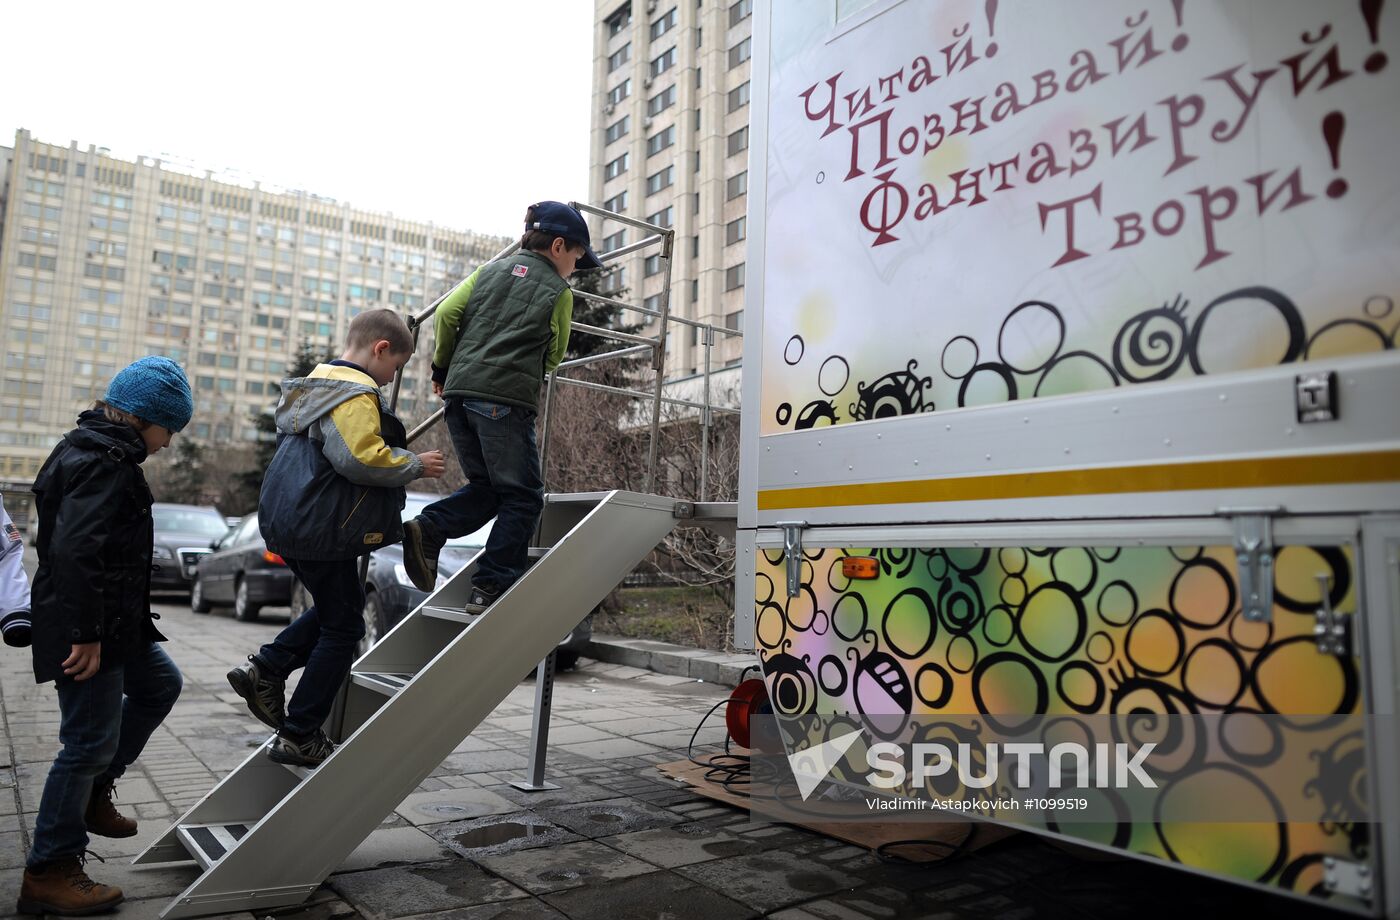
[[756, 543, 1366, 902]]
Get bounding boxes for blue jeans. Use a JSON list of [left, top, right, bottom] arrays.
[[419, 397, 544, 593], [255, 557, 364, 737], [29, 642, 183, 867]]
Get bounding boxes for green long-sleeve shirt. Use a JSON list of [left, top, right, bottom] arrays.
[[431, 267, 574, 376]]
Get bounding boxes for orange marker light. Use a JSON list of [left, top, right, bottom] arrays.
[[842, 556, 879, 579], [263, 550, 286, 566]]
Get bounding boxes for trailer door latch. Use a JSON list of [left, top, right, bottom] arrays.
[[775, 521, 807, 598], [1313, 573, 1352, 657], [1231, 513, 1276, 623]]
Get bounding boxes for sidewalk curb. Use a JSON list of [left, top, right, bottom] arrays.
[[583, 634, 758, 688]]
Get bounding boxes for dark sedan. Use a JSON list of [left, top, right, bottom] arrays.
[[288, 492, 593, 667], [150, 503, 231, 595], [191, 512, 294, 621]]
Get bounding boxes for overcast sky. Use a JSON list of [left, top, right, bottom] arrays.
[[1, 0, 593, 237]]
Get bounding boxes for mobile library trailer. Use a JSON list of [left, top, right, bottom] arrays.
[[736, 1, 1400, 914]]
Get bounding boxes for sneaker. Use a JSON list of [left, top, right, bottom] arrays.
[[401, 518, 444, 593], [227, 656, 286, 731], [17, 854, 123, 916], [464, 584, 502, 615], [268, 728, 335, 768], [84, 779, 137, 839]]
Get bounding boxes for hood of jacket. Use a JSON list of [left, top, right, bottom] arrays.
[[65, 409, 149, 463], [273, 364, 385, 436]]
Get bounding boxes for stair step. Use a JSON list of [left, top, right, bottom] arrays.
[[351, 671, 415, 696], [176, 823, 253, 870], [421, 605, 478, 625], [528, 545, 549, 558], [545, 492, 609, 506]]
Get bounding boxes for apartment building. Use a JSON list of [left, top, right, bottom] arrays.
[[588, 0, 750, 387], [0, 129, 507, 483]]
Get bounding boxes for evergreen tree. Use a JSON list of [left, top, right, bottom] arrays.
[[567, 264, 639, 360], [237, 339, 322, 507], [163, 437, 207, 505]]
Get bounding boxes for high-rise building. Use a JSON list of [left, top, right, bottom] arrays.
[[589, 0, 750, 386], [0, 129, 507, 483]]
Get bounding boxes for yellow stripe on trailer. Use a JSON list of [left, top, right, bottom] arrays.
[[756, 450, 1400, 511]]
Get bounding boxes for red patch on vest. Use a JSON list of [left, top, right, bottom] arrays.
[[512, 265, 529, 277]]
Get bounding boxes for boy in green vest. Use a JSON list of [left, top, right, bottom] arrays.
[[401, 202, 600, 613]]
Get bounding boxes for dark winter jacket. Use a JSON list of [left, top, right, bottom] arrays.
[[29, 410, 167, 684], [259, 363, 422, 561]]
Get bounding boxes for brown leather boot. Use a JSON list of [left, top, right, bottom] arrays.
[[84, 778, 137, 839], [17, 855, 123, 915]]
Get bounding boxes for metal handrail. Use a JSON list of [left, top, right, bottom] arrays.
[[392, 204, 741, 500]]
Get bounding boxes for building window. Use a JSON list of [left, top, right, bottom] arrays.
[[646, 84, 677, 116], [726, 216, 747, 245], [605, 115, 630, 144], [646, 125, 676, 156], [608, 42, 631, 72], [649, 7, 677, 39], [728, 36, 751, 68], [725, 263, 746, 290], [729, 0, 752, 27], [604, 191, 629, 213], [694, 150, 701, 173], [728, 81, 750, 113], [692, 235, 700, 258], [604, 152, 630, 181], [607, 2, 632, 35], [691, 279, 700, 302], [649, 46, 676, 78], [644, 254, 664, 276], [647, 206, 674, 228], [645, 166, 675, 195], [727, 171, 748, 200], [602, 229, 627, 252], [695, 66, 703, 88], [727, 126, 749, 156], [725, 309, 744, 330], [608, 79, 632, 105], [643, 293, 664, 313]]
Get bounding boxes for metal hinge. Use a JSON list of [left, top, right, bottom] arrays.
[[1323, 856, 1373, 901], [775, 520, 807, 598], [1313, 573, 1353, 656], [1228, 510, 1280, 623]]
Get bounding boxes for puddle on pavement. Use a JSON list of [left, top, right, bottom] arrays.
[[452, 821, 551, 849], [588, 813, 625, 824], [421, 804, 471, 818]]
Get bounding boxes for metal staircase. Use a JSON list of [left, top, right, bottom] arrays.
[[135, 490, 706, 919]]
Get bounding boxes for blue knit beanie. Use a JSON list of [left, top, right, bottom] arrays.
[[104, 356, 194, 433]]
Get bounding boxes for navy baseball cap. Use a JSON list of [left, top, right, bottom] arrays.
[[527, 201, 602, 272]]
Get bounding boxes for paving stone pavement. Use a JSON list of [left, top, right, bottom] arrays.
[[0, 579, 1346, 919]]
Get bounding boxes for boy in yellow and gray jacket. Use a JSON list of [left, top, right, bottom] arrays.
[[227, 309, 445, 767]]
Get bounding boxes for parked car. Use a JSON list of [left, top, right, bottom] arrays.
[[288, 492, 593, 666], [150, 503, 231, 595], [191, 512, 293, 621]]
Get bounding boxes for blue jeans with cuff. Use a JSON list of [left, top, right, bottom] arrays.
[[29, 641, 183, 868], [418, 397, 544, 593]]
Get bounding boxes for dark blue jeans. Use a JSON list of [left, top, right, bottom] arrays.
[[29, 642, 183, 867], [419, 397, 544, 593], [255, 557, 364, 737]]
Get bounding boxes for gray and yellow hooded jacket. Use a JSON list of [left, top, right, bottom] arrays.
[[258, 363, 423, 561]]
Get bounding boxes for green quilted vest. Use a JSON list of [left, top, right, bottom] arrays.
[[442, 251, 567, 411]]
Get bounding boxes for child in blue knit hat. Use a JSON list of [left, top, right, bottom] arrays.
[[18, 356, 193, 916]]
